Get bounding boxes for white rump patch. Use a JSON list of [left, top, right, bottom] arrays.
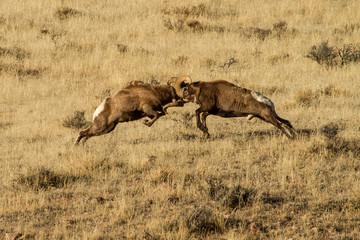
[[93, 99, 106, 121], [251, 91, 275, 110]]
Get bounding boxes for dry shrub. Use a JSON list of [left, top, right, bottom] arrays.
[[16, 167, 90, 191], [63, 111, 90, 129], [55, 7, 82, 20], [306, 42, 360, 68], [337, 43, 360, 66], [306, 41, 338, 68]]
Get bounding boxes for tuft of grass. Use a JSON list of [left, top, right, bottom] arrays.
[[184, 207, 223, 236]]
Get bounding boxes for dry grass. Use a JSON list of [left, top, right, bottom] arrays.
[[1, 0, 360, 239]]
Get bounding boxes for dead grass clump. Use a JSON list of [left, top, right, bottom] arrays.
[[269, 53, 290, 65], [17, 68, 41, 78], [55, 7, 82, 20], [320, 122, 343, 139], [221, 186, 256, 209], [333, 23, 360, 35], [207, 178, 229, 201], [219, 57, 238, 69], [63, 111, 90, 130], [116, 43, 128, 53], [325, 137, 360, 158], [244, 27, 272, 41], [164, 4, 206, 17], [240, 21, 297, 41], [256, 192, 285, 206], [0, 122, 13, 129], [171, 55, 188, 66], [0, 46, 30, 60], [151, 169, 174, 186], [16, 167, 90, 191], [201, 58, 217, 68], [87, 158, 127, 174], [294, 89, 318, 107], [186, 19, 204, 32], [184, 207, 223, 236], [206, 177, 256, 209], [318, 85, 339, 97], [164, 17, 226, 34], [183, 173, 195, 187]]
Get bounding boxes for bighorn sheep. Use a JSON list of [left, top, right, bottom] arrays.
[[169, 77, 297, 138], [75, 78, 186, 144]]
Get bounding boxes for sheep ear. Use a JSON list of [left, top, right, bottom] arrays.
[[167, 77, 177, 86]]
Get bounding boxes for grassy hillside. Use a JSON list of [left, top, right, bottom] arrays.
[[1, 0, 360, 239]]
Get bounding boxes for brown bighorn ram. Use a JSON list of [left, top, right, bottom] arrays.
[[75, 78, 186, 145], [168, 77, 297, 138]]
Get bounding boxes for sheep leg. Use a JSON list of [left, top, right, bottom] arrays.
[[275, 115, 297, 138], [163, 100, 185, 114], [75, 117, 117, 145], [201, 112, 209, 129], [262, 113, 293, 139], [142, 105, 160, 127], [196, 108, 210, 137]]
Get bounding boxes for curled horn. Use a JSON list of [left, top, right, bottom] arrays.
[[168, 75, 192, 98]]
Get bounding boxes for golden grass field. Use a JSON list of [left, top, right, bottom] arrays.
[[1, 0, 360, 239]]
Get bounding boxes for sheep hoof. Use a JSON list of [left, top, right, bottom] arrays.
[[143, 120, 151, 127], [203, 132, 210, 138]]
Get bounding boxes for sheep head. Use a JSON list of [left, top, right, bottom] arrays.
[[167, 75, 193, 101]]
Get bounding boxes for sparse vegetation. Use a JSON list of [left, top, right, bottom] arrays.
[[1, 0, 360, 239]]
